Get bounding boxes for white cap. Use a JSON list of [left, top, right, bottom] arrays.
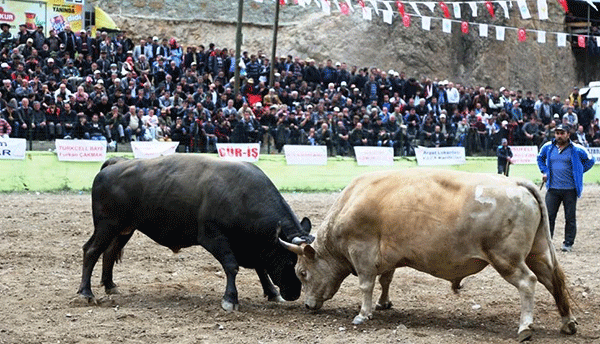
[[47, 58, 54, 63], [340, 81, 347, 86], [335, 62, 341, 66]]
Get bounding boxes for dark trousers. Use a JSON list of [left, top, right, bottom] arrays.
[[545, 188, 578, 246]]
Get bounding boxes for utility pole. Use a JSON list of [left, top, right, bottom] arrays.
[[234, 0, 244, 96], [269, 0, 281, 87]]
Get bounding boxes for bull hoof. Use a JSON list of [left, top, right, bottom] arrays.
[[105, 286, 120, 295], [352, 314, 371, 325], [221, 299, 239, 313], [560, 320, 577, 335], [518, 329, 533, 342], [375, 301, 393, 310], [267, 295, 285, 302], [73, 294, 98, 306]]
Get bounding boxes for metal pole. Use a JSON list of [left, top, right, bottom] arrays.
[[269, 0, 280, 88], [234, 0, 244, 96], [587, 5, 591, 83]]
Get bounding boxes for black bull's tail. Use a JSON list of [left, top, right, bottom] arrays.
[[518, 180, 575, 317]]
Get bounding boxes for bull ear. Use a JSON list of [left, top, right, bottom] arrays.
[[303, 244, 316, 260], [300, 217, 311, 233]]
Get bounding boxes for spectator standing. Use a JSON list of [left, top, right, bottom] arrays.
[[496, 138, 513, 175], [537, 123, 595, 252]]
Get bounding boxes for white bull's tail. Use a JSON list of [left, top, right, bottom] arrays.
[[517, 180, 575, 320]]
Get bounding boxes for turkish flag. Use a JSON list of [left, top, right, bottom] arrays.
[[518, 28, 527, 42], [461, 21, 469, 34], [439, 2, 451, 18], [485, 1, 495, 17], [358, 0, 365, 7], [557, 0, 569, 13], [396, 1, 405, 16], [340, 2, 350, 15], [578, 35, 586, 48]]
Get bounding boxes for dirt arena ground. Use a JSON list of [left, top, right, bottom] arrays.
[[0, 187, 599, 344]]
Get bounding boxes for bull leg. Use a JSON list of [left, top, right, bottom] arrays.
[[526, 251, 577, 336], [375, 270, 394, 310], [101, 232, 134, 295], [352, 272, 377, 325], [256, 268, 284, 302], [494, 261, 538, 342], [77, 223, 120, 302], [198, 224, 240, 312]]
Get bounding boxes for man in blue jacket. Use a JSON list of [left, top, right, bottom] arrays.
[[537, 123, 595, 252]]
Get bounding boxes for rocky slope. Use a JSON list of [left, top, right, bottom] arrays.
[[93, 0, 580, 96]]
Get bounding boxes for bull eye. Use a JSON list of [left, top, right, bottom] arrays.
[[299, 270, 307, 278]]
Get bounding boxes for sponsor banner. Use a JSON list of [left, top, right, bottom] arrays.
[[55, 139, 107, 162], [354, 146, 394, 166], [131, 141, 178, 159], [0, 138, 26, 160], [510, 145, 539, 164], [283, 145, 328, 165], [216, 143, 260, 162], [588, 147, 600, 164], [1, 0, 84, 37], [415, 146, 466, 166]]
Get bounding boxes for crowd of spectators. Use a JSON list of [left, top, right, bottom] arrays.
[[1, 22, 599, 155]]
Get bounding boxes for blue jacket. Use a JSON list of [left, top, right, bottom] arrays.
[[537, 140, 595, 197]]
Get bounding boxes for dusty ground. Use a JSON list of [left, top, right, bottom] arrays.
[[0, 187, 599, 344]]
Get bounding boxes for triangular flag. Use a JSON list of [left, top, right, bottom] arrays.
[[422, 16, 431, 31], [537, 0, 548, 20], [498, 1, 509, 18], [453, 3, 461, 18], [516, 0, 531, 19], [583, 0, 598, 11], [362, 7, 372, 20], [479, 24, 488, 37], [423, 2, 436, 12], [596, 36, 600, 47], [369, 0, 378, 14], [469, 2, 478, 17], [409, 2, 421, 16], [345, 0, 354, 11], [557, 33, 566, 47], [537, 30, 546, 43], [442, 19, 451, 33], [383, 10, 393, 24], [496, 26, 505, 41], [578, 35, 586, 48]]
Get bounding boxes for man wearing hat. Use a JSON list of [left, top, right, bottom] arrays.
[[496, 138, 513, 175], [537, 123, 595, 252], [0, 23, 14, 50], [15, 24, 29, 46]]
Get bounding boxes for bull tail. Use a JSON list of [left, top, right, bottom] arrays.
[[100, 157, 128, 170], [518, 180, 576, 317]]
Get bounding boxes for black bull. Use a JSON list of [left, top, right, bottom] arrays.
[[77, 155, 313, 311]]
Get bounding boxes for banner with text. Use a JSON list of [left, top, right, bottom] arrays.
[[588, 147, 600, 164], [0, 138, 26, 160], [415, 146, 466, 166], [283, 145, 328, 165], [55, 139, 107, 162], [510, 145, 539, 164], [216, 143, 260, 162], [131, 141, 179, 159], [354, 146, 394, 166]]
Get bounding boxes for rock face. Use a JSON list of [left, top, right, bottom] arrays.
[[93, 0, 580, 96]]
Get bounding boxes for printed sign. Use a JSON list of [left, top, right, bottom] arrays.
[[588, 147, 600, 164], [510, 145, 539, 164], [131, 141, 178, 159], [216, 143, 260, 162], [283, 145, 327, 165], [1, 0, 84, 36], [0, 138, 26, 160], [55, 139, 106, 162], [353, 146, 394, 166], [415, 146, 466, 166]]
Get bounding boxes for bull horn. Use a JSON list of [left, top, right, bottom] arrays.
[[279, 238, 304, 255], [292, 237, 306, 245]]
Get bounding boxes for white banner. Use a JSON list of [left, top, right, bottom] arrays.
[[0, 138, 26, 160], [283, 145, 328, 165], [415, 146, 466, 166], [354, 146, 394, 166], [55, 139, 107, 162], [588, 147, 600, 164], [510, 145, 539, 164], [131, 141, 179, 159], [216, 143, 260, 162]]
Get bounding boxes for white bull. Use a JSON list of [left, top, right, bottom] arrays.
[[282, 169, 577, 342]]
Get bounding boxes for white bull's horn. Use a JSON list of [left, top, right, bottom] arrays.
[[279, 238, 304, 255]]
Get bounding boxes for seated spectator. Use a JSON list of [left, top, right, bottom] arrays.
[[89, 114, 107, 140]]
